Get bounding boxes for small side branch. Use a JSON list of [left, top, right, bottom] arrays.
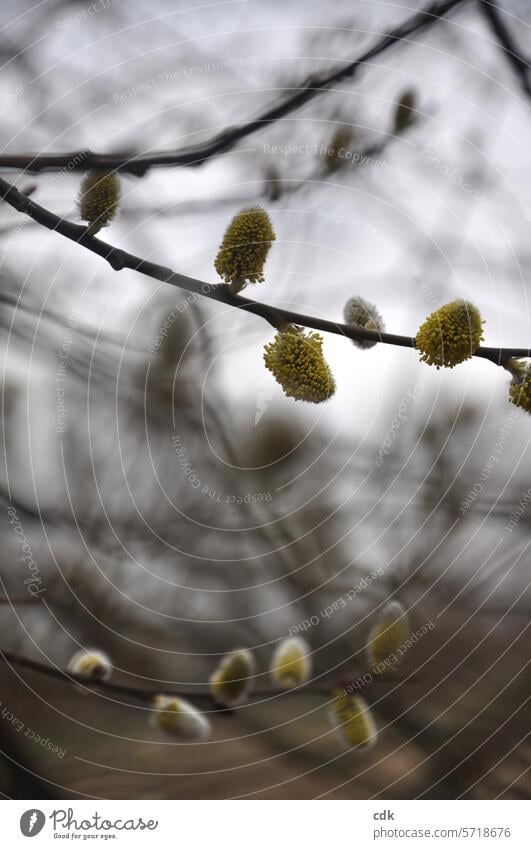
[[480, 0, 531, 98]]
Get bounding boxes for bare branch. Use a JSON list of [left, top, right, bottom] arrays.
[[0, 175, 527, 367], [0, 0, 467, 175], [480, 0, 531, 98], [0, 649, 327, 708], [0, 650, 402, 709]]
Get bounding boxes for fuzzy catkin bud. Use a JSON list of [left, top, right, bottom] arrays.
[[343, 296, 385, 349], [151, 695, 210, 741], [270, 637, 311, 689], [263, 325, 335, 403], [507, 360, 531, 414], [78, 170, 120, 234], [264, 164, 282, 201], [366, 600, 410, 672], [393, 90, 416, 134], [329, 691, 378, 750], [68, 649, 112, 681], [214, 206, 275, 294], [415, 300, 484, 368], [210, 649, 255, 707]]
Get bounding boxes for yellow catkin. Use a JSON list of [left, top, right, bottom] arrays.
[[415, 300, 484, 368], [214, 206, 275, 293], [263, 325, 335, 403], [367, 601, 410, 672], [67, 649, 111, 681], [507, 360, 531, 414], [78, 170, 120, 234], [151, 695, 210, 741], [209, 649, 255, 706], [329, 691, 378, 750], [270, 637, 311, 689]]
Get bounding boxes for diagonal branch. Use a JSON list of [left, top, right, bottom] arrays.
[[0, 649, 402, 709], [0, 175, 527, 366], [0, 0, 468, 176], [480, 0, 531, 98], [0, 649, 327, 708]]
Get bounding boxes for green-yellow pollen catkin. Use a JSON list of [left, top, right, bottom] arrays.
[[329, 691, 378, 750], [263, 325, 335, 403], [367, 601, 410, 672], [507, 360, 531, 414], [214, 206, 275, 293], [270, 637, 311, 689], [209, 649, 255, 707], [415, 300, 484, 368], [78, 170, 120, 234]]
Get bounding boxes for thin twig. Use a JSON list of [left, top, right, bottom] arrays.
[[0, 175, 527, 366], [0, 0, 468, 175], [480, 0, 531, 98]]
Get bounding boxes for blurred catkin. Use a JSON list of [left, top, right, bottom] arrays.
[[210, 649, 255, 706], [270, 637, 311, 689], [329, 692, 378, 750], [367, 600, 410, 671]]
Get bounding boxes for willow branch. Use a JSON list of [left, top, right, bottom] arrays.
[[0, 650, 327, 708], [0, 650, 406, 710], [480, 0, 531, 98], [0, 0, 467, 176], [0, 176, 527, 366]]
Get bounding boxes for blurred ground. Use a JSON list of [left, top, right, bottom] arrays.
[[1, 596, 529, 800]]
